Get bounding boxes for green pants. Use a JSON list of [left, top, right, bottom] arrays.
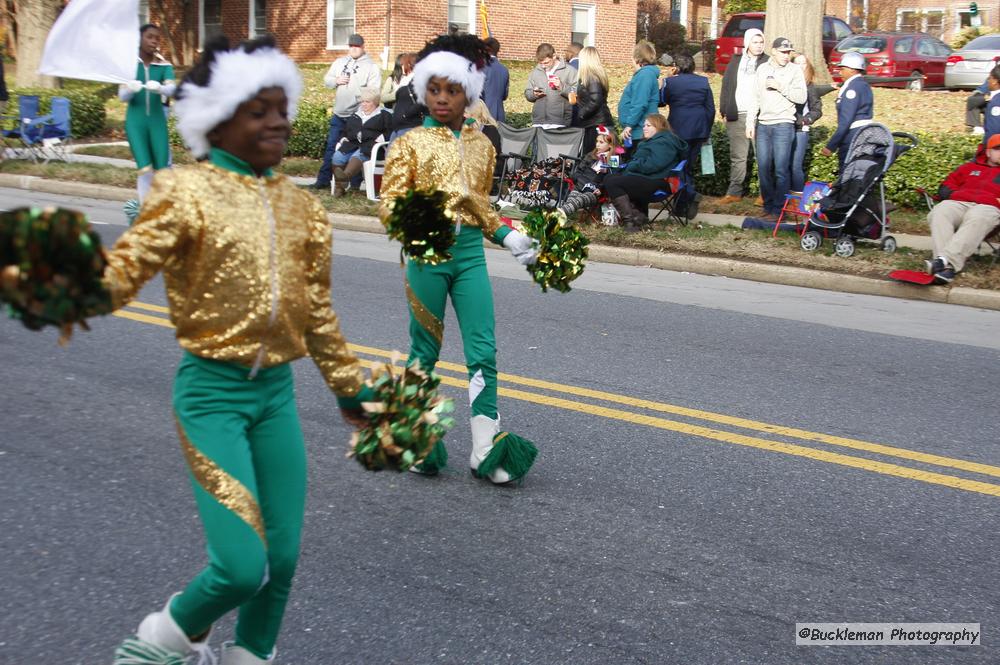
[[406, 225, 498, 419], [170, 352, 306, 659], [125, 108, 170, 172]]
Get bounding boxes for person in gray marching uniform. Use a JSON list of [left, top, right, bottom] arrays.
[[821, 51, 873, 172]]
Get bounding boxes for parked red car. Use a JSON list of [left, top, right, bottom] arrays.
[[829, 32, 953, 90], [714, 12, 853, 74]]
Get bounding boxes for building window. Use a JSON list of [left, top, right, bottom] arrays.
[[896, 9, 918, 32], [250, 0, 267, 38], [139, 0, 150, 24], [923, 9, 944, 38], [201, 0, 223, 47], [448, 0, 474, 35], [571, 4, 595, 47], [327, 0, 355, 48], [896, 8, 946, 36]]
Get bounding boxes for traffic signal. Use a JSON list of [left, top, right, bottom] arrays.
[[971, 2, 979, 15]]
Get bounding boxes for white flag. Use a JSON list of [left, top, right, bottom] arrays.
[[39, 0, 140, 84]]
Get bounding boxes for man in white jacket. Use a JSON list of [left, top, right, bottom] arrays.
[[746, 37, 806, 220], [312, 34, 382, 189]]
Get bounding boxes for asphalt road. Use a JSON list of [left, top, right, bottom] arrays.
[[2, 188, 998, 664]]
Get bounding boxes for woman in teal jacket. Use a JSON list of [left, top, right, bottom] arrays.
[[603, 113, 687, 230], [616, 41, 661, 145]]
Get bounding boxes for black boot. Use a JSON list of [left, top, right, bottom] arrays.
[[612, 195, 641, 230]]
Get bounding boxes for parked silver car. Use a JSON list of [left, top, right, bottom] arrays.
[[945, 33, 1000, 89]]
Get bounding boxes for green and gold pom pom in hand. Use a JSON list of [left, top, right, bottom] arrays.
[[384, 188, 456, 265], [0, 207, 112, 344], [520, 208, 589, 293], [349, 355, 455, 472]]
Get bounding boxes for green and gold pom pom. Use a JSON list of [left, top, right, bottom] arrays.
[[385, 188, 456, 265], [520, 208, 589, 293], [349, 355, 455, 472], [0, 206, 112, 344]]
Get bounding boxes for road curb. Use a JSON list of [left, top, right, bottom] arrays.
[[4, 175, 999, 312]]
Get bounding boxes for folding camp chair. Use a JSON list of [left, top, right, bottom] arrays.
[[1, 95, 43, 161], [774, 181, 831, 237], [649, 160, 688, 225], [494, 123, 537, 203], [534, 127, 585, 204], [33, 96, 73, 163]]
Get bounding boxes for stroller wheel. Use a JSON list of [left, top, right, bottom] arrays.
[[800, 230, 823, 252], [880, 236, 897, 253], [834, 236, 856, 258]]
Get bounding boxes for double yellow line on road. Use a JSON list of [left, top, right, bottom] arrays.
[[115, 302, 1000, 498]]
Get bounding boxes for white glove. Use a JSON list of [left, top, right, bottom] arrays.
[[160, 81, 177, 98], [127, 79, 144, 93], [503, 229, 539, 266], [144, 80, 161, 93]]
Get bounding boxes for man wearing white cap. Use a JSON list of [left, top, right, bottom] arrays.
[[821, 51, 873, 171]]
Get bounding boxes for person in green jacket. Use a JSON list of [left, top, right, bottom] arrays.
[[616, 41, 661, 147], [119, 23, 176, 223], [602, 113, 687, 230]]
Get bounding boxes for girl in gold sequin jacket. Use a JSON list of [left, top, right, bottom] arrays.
[[106, 36, 370, 665], [378, 34, 540, 486]]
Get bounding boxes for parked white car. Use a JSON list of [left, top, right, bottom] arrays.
[[945, 34, 1000, 89]]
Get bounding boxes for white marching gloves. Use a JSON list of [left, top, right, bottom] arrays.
[[119, 80, 144, 102], [503, 229, 539, 266], [160, 82, 177, 98], [144, 80, 162, 93], [128, 79, 144, 93]]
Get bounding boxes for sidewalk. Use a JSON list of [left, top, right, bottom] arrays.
[[3, 160, 999, 312]]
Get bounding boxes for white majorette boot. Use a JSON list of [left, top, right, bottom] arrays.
[[469, 415, 538, 485], [113, 594, 216, 665], [221, 642, 270, 664]]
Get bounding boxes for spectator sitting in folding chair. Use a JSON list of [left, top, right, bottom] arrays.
[[602, 114, 687, 231], [558, 125, 623, 217], [331, 87, 392, 196], [924, 133, 1000, 284]]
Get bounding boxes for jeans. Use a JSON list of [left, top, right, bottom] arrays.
[[315, 114, 348, 186], [725, 113, 751, 196], [790, 129, 811, 192], [754, 122, 794, 215], [332, 147, 368, 167]]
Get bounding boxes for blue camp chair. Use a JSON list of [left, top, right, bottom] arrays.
[[649, 159, 689, 225], [1, 95, 72, 162], [1, 95, 41, 160]]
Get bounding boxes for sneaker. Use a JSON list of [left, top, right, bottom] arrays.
[[924, 257, 945, 275], [933, 268, 956, 284]]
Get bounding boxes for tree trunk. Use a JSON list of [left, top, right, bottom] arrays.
[[763, 0, 830, 84], [16, 0, 60, 88]]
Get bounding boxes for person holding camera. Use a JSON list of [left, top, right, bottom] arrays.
[[312, 34, 381, 189], [745, 37, 806, 221], [525, 43, 578, 128]]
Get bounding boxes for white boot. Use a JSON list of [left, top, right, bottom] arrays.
[[114, 594, 216, 664], [221, 642, 270, 664], [470, 415, 511, 484]]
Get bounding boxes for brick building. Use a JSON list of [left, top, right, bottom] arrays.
[[140, 0, 639, 68]]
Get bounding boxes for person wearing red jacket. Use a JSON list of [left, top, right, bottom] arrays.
[[926, 133, 1000, 283]]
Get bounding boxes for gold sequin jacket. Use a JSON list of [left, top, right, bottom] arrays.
[[378, 123, 508, 243], [103, 150, 365, 398]]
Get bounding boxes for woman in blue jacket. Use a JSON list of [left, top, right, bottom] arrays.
[[603, 114, 687, 230], [658, 53, 714, 218], [617, 41, 661, 148]]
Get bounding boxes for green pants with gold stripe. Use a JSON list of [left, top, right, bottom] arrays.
[[406, 225, 498, 419], [170, 351, 306, 659]]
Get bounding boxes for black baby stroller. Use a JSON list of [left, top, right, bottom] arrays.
[[800, 123, 918, 257]]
